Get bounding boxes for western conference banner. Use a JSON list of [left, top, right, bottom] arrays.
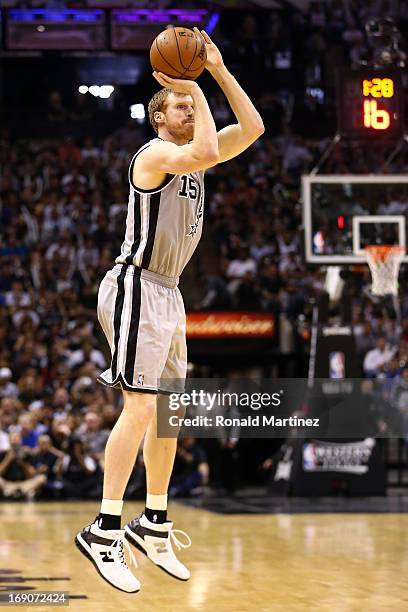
[[269, 438, 386, 496], [303, 439, 375, 474]]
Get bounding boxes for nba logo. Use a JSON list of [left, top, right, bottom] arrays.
[[137, 372, 145, 386], [313, 231, 325, 254], [329, 352, 345, 379], [303, 443, 317, 471]]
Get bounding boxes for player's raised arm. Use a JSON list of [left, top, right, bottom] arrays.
[[195, 28, 265, 163], [135, 72, 219, 182]]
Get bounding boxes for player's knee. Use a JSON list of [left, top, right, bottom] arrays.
[[122, 391, 156, 424], [169, 404, 186, 420], [157, 392, 186, 419]]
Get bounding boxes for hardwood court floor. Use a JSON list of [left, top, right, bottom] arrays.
[[1, 501, 408, 611]]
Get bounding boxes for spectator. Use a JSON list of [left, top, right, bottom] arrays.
[[198, 275, 232, 310], [216, 404, 241, 494], [363, 337, 396, 378], [259, 262, 284, 311], [355, 321, 376, 360], [31, 434, 64, 497], [0, 398, 21, 432], [67, 340, 106, 371], [0, 431, 47, 500], [170, 438, 209, 498], [250, 234, 276, 263], [81, 137, 101, 161], [5, 281, 31, 311], [0, 426, 10, 453], [0, 367, 18, 399], [61, 426, 102, 500], [236, 271, 261, 310], [282, 135, 313, 178], [391, 368, 408, 425], [214, 400, 241, 494], [226, 247, 257, 302], [76, 411, 110, 467], [17, 413, 42, 451]]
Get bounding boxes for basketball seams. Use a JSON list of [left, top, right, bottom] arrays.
[[183, 33, 198, 75], [184, 36, 206, 78], [154, 38, 184, 78], [173, 27, 189, 71]]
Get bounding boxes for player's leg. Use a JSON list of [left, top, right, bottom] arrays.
[[75, 390, 155, 593], [125, 296, 191, 580], [142, 391, 186, 508], [125, 406, 191, 581], [75, 267, 160, 593], [100, 390, 156, 523], [142, 289, 187, 509], [143, 392, 178, 507]]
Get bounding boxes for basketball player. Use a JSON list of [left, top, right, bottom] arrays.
[[75, 29, 264, 592]]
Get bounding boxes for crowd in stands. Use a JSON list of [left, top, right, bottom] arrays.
[[1, 122, 408, 499], [1, 3, 408, 500]]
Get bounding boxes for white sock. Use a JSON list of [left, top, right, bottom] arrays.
[[100, 498, 123, 515], [146, 493, 168, 511]]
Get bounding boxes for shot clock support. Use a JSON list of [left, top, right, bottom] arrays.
[[310, 134, 341, 176], [380, 133, 408, 173]]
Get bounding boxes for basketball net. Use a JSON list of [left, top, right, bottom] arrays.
[[364, 245, 405, 296]]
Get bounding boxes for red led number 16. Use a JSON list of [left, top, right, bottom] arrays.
[[363, 100, 390, 130]]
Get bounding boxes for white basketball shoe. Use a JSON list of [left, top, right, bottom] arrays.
[[124, 513, 191, 581], [75, 519, 140, 593]]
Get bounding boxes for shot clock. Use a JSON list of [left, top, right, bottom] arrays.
[[337, 70, 404, 139]]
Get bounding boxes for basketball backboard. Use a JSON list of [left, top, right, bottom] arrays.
[[302, 175, 408, 264]]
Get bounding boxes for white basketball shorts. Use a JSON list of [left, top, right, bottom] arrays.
[[96, 264, 187, 394]]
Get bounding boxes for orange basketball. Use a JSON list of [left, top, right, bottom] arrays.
[[150, 26, 207, 80]]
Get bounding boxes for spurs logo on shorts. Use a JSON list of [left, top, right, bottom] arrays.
[[96, 138, 201, 394]]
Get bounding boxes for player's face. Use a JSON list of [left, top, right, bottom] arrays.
[[163, 93, 195, 141]]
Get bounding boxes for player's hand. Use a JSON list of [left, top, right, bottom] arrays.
[[194, 28, 224, 72], [152, 71, 199, 95]]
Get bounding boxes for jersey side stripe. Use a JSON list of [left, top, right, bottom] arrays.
[[124, 268, 142, 384], [134, 194, 150, 266], [141, 192, 161, 269], [117, 270, 134, 380], [111, 265, 127, 380], [125, 190, 141, 265]]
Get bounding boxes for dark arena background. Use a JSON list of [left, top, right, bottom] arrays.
[[1, 1, 408, 610]]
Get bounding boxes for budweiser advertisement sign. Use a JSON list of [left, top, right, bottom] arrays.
[[186, 312, 275, 338]]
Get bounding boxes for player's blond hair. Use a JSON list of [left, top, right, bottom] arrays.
[[148, 88, 187, 133]]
